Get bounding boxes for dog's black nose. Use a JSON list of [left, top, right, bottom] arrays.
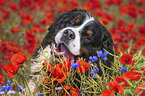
[[63, 29, 75, 40]]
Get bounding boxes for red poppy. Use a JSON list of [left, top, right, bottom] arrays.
[[105, 0, 116, 5], [134, 83, 145, 96], [137, 8, 145, 15], [105, 14, 115, 21], [121, 44, 129, 52], [130, 32, 138, 40], [94, 9, 106, 17], [137, 0, 144, 6], [116, 0, 123, 6], [135, 37, 145, 47], [100, 89, 114, 96], [9, 3, 18, 11], [63, 86, 79, 96], [76, 60, 90, 73], [122, 71, 141, 82], [126, 22, 136, 33], [43, 62, 53, 72], [0, 0, 6, 6], [3, 64, 20, 78], [100, 18, 109, 25], [52, 61, 71, 83], [0, 75, 3, 83], [120, 5, 128, 15], [21, 14, 34, 25], [115, 76, 129, 87], [114, 43, 120, 55], [0, 18, 4, 23], [11, 27, 20, 34], [45, 11, 54, 19], [11, 52, 28, 65], [128, 5, 137, 18], [108, 80, 124, 94], [117, 19, 124, 29], [138, 26, 145, 36], [119, 53, 135, 65]]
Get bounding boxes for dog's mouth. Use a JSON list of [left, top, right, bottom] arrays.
[[54, 43, 75, 63]]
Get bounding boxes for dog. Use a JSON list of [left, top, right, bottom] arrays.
[[28, 8, 114, 93]]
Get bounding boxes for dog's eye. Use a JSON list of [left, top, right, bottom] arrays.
[[86, 30, 92, 35], [75, 18, 80, 24]]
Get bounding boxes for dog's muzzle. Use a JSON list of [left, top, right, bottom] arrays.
[[61, 29, 75, 45]]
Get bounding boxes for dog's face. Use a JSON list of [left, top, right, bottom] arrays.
[[35, 9, 114, 67]]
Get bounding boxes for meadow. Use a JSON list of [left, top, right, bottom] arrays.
[[0, 0, 145, 95]]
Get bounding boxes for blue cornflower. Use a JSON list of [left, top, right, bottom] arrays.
[[71, 62, 79, 68], [94, 68, 99, 73], [98, 50, 108, 61], [7, 80, 12, 85], [79, 88, 86, 91], [92, 75, 97, 79], [38, 94, 43, 96], [1, 85, 7, 90], [119, 67, 128, 72], [90, 69, 94, 74], [90, 68, 99, 75], [89, 56, 98, 61], [7, 85, 12, 90], [17, 85, 25, 91]]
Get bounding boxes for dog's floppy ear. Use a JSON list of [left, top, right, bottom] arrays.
[[98, 21, 114, 66]]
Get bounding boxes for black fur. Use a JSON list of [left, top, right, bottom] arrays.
[[34, 8, 114, 81]]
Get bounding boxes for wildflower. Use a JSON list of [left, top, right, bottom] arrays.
[[9, 3, 18, 11], [90, 69, 94, 74], [76, 60, 90, 73], [115, 76, 129, 87], [108, 80, 124, 94], [92, 75, 97, 79], [63, 86, 79, 96], [94, 68, 99, 73], [3, 64, 20, 78], [7, 80, 12, 85], [52, 61, 71, 83], [135, 37, 145, 47], [89, 56, 98, 61], [55, 87, 62, 90], [90, 68, 99, 74], [0, 75, 3, 83], [119, 53, 135, 65], [11, 52, 28, 65], [98, 50, 108, 61], [7, 90, 15, 95], [17, 85, 25, 91], [38, 93, 43, 96], [119, 67, 128, 72], [100, 89, 114, 96], [11, 27, 21, 34], [122, 71, 141, 82], [71, 62, 79, 68], [138, 26, 145, 36], [134, 83, 145, 95], [79, 88, 86, 92]]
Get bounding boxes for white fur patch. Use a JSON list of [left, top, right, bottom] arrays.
[[31, 45, 51, 73]]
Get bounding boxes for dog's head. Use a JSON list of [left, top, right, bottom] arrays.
[[36, 9, 114, 66]]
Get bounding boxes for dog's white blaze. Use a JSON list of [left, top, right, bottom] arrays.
[[55, 15, 95, 55]]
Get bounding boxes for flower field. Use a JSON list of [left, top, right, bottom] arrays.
[[0, 0, 145, 95]]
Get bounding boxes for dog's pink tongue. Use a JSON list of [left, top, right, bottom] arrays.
[[61, 44, 74, 63]]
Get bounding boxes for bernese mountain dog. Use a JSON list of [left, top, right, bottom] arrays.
[[28, 8, 114, 93]]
